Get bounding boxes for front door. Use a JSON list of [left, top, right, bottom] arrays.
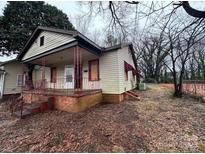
[[64, 65, 74, 89]]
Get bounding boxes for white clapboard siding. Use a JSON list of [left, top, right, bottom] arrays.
[[117, 46, 136, 93], [22, 31, 75, 60], [99, 51, 120, 94], [3, 61, 24, 94]]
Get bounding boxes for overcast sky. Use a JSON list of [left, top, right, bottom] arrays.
[[0, 1, 205, 62], [0, 1, 95, 61]]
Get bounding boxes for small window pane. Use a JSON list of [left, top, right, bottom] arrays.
[[66, 75, 72, 82], [40, 36, 44, 46], [17, 74, 23, 86]]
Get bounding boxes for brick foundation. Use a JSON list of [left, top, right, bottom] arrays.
[[22, 91, 102, 113], [21, 90, 127, 112], [102, 93, 124, 103]]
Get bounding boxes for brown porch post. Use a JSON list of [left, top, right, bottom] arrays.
[[21, 64, 27, 92], [74, 46, 82, 93], [25, 63, 35, 90], [41, 58, 46, 90]]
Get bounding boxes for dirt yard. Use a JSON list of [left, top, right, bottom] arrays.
[[0, 84, 205, 152]]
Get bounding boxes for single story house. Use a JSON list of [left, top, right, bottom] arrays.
[[15, 26, 139, 112], [0, 59, 24, 98]]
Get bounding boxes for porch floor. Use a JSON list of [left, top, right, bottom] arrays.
[[22, 89, 102, 97]]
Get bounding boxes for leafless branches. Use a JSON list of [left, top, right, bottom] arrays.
[[181, 1, 205, 18]]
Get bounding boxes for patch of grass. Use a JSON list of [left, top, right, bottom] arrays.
[[47, 132, 65, 147], [112, 145, 125, 153], [198, 142, 205, 151], [157, 145, 175, 153], [187, 130, 193, 136], [136, 100, 160, 114]]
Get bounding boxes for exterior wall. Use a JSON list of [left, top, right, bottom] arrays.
[[99, 51, 120, 94], [29, 46, 136, 96], [32, 66, 51, 88], [3, 62, 24, 95], [117, 46, 136, 94], [32, 58, 101, 90], [32, 64, 69, 89], [97, 46, 136, 95], [22, 31, 75, 61]]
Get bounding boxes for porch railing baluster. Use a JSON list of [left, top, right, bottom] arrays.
[[22, 77, 101, 96]]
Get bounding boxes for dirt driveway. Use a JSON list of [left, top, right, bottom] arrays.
[[0, 84, 205, 152]]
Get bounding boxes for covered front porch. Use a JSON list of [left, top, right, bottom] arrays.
[[22, 45, 101, 96], [20, 45, 102, 112]]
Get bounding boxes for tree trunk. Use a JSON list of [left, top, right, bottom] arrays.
[[174, 83, 183, 97], [174, 70, 184, 98], [172, 70, 183, 98]]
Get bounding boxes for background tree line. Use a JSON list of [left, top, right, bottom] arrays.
[[81, 1, 205, 97]]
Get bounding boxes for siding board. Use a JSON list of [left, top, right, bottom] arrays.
[[117, 47, 136, 93], [3, 62, 24, 94], [22, 31, 75, 60], [99, 51, 120, 94]]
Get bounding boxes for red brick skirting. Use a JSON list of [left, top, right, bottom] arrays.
[[22, 90, 103, 112]]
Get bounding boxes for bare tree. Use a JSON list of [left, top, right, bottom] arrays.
[[164, 17, 205, 97], [192, 42, 205, 79], [136, 35, 169, 83], [181, 1, 205, 18], [73, 14, 91, 35]]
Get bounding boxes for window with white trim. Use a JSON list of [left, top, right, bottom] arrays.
[[16, 74, 24, 86]]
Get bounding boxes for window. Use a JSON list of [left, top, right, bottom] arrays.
[[124, 61, 134, 81], [88, 59, 99, 81], [40, 36, 44, 46], [65, 66, 73, 82], [16, 74, 23, 86], [51, 67, 56, 83]]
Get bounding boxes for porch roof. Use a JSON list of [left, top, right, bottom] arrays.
[[17, 27, 137, 69], [17, 26, 102, 61]]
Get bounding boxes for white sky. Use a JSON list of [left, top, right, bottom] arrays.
[[0, 1, 107, 62], [0, 1, 205, 62], [0, 1, 94, 61]]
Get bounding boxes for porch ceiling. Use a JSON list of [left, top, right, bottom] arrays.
[[29, 46, 99, 66]]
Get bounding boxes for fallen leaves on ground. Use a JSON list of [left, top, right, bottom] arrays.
[[0, 84, 205, 152]]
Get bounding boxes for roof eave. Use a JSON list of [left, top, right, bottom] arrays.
[[17, 26, 78, 61]]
